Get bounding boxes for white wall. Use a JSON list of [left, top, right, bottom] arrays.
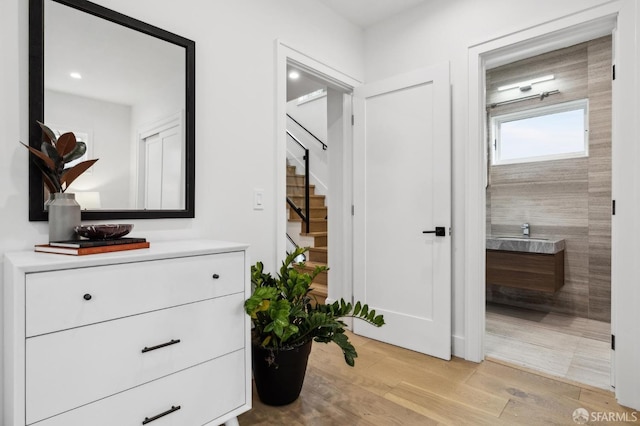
[[1, 0, 363, 419], [364, 0, 640, 408], [46, 90, 132, 209], [286, 95, 328, 142], [286, 96, 329, 196], [131, 70, 184, 131]]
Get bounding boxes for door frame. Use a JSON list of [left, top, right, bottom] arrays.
[[465, 0, 640, 407], [275, 40, 361, 304]]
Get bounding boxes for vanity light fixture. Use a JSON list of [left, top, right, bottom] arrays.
[[498, 74, 554, 92], [288, 70, 300, 80], [69, 72, 82, 79]]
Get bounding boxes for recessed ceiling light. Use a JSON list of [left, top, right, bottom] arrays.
[[70, 72, 82, 79], [288, 70, 300, 80]]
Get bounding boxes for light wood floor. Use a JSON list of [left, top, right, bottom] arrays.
[[486, 303, 611, 390], [238, 331, 637, 425]]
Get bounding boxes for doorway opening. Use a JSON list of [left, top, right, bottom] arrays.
[[483, 36, 612, 390], [285, 64, 333, 302], [465, 8, 620, 387], [276, 42, 358, 306]]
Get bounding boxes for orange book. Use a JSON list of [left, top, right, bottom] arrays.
[[35, 241, 150, 256]]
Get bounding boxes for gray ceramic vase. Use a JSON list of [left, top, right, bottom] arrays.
[[48, 193, 80, 242]]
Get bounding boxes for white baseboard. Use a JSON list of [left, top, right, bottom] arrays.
[[452, 334, 467, 359]]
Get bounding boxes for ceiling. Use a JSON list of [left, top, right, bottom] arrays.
[[316, 0, 428, 28], [286, 65, 327, 102], [289, 0, 429, 100], [45, 1, 184, 106]]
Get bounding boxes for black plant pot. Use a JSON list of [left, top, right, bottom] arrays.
[[252, 339, 313, 406]]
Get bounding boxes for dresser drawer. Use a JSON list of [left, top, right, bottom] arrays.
[[26, 251, 245, 337], [26, 293, 245, 425], [34, 349, 247, 426]]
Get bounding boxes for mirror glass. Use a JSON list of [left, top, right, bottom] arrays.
[[30, 0, 195, 220]]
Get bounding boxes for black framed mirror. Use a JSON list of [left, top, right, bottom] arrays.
[[29, 0, 195, 220]]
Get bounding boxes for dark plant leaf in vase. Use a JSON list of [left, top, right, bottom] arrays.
[[37, 121, 57, 144], [61, 159, 99, 189], [40, 142, 60, 164], [22, 122, 98, 193], [63, 141, 86, 163], [55, 132, 77, 156], [20, 142, 55, 169]]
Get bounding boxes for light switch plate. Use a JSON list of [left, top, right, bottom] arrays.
[[253, 189, 264, 210]]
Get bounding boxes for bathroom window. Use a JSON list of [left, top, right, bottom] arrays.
[[491, 99, 589, 165]]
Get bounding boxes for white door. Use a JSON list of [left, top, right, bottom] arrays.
[[353, 63, 452, 360], [158, 126, 183, 209], [145, 134, 163, 209], [143, 126, 183, 209]]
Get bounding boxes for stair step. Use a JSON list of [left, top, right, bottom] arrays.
[[287, 217, 326, 223], [306, 220, 327, 232], [309, 283, 328, 305], [309, 220, 327, 232], [287, 205, 327, 219], [296, 261, 328, 285], [308, 246, 328, 263], [288, 195, 326, 208], [286, 165, 328, 302], [287, 218, 327, 233], [301, 231, 327, 246], [287, 182, 315, 188], [287, 175, 305, 186], [304, 260, 328, 269], [287, 185, 316, 197]]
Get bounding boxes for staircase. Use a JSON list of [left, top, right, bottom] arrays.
[[286, 164, 328, 303]]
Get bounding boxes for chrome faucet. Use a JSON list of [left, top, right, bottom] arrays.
[[521, 223, 530, 237]]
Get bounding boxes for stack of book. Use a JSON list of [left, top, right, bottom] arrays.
[[35, 237, 149, 256]]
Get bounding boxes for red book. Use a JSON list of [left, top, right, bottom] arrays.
[[35, 241, 150, 256]]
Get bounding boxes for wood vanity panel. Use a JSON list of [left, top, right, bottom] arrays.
[[486, 249, 564, 293]]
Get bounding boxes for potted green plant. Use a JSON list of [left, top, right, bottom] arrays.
[[244, 247, 385, 406]]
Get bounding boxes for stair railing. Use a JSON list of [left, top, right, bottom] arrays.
[[286, 233, 299, 249], [286, 130, 310, 233], [287, 113, 328, 150]]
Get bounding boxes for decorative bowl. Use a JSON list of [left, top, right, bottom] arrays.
[[74, 224, 133, 240]]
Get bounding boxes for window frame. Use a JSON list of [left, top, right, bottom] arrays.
[[490, 99, 589, 166]]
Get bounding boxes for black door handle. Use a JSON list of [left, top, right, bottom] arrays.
[[423, 227, 446, 237]]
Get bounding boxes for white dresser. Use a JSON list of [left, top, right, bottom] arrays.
[[3, 240, 251, 426]]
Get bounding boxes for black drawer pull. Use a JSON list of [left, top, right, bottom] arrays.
[[212, 273, 220, 279], [83, 293, 92, 301], [142, 405, 181, 424], [141, 339, 181, 353]]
